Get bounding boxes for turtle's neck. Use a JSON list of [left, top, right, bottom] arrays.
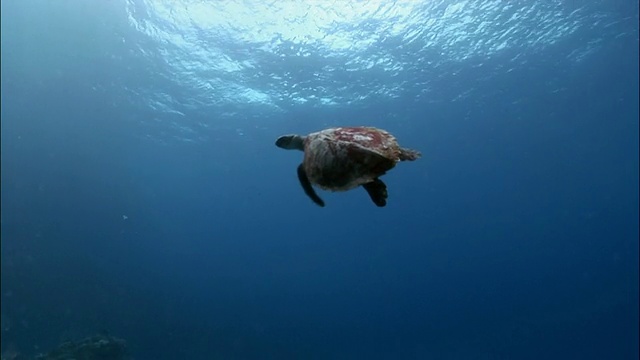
[[291, 135, 305, 151]]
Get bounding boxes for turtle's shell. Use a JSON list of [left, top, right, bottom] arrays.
[[303, 127, 401, 191]]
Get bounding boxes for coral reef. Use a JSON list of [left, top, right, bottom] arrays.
[[35, 334, 129, 360], [1, 334, 129, 360]]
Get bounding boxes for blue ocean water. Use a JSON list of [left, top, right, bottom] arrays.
[[1, 0, 638, 359]]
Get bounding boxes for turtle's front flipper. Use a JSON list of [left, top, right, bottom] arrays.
[[363, 178, 388, 207], [297, 163, 325, 207]]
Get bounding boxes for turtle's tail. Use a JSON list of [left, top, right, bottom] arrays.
[[399, 148, 421, 161]]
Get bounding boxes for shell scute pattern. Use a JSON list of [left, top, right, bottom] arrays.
[[303, 127, 400, 191]]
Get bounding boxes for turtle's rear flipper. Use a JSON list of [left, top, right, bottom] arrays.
[[363, 178, 388, 207], [399, 147, 421, 161], [297, 163, 325, 207]]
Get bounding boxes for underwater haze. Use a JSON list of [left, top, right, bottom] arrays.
[[1, 0, 638, 359]]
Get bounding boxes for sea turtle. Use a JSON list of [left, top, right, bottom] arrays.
[[275, 126, 421, 207]]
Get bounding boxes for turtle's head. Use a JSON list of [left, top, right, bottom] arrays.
[[275, 134, 305, 151]]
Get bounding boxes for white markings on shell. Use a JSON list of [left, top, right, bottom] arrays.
[[351, 134, 374, 142]]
